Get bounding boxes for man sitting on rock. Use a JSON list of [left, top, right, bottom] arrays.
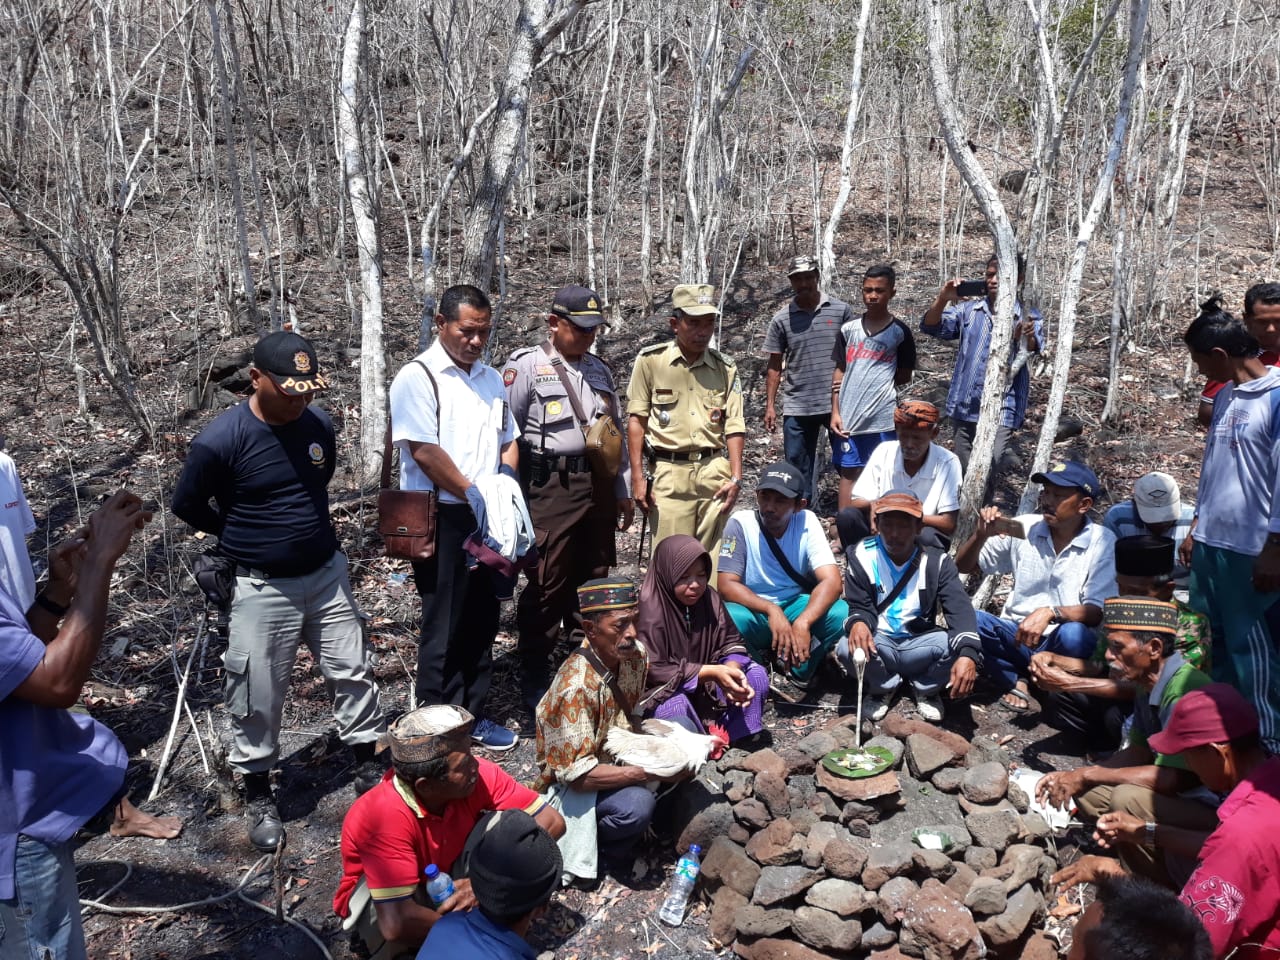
[[1053, 684, 1280, 960], [334, 705, 564, 957], [955, 460, 1117, 714], [838, 490, 981, 722], [837, 400, 963, 550], [1030, 535, 1211, 748], [418, 809, 562, 960], [716, 460, 848, 704], [534, 578, 690, 886], [1036, 598, 1218, 888]]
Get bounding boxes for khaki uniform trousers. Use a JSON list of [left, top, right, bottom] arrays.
[[223, 552, 383, 773], [650, 455, 732, 567], [1076, 782, 1219, 887]]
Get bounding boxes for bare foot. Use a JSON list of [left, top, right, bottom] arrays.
[[109, 796, 183, 839]]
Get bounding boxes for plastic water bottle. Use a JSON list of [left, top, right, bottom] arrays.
[[658, 845, 702, 926], [424, 864, 455, 907]]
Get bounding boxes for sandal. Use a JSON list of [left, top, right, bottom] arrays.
[[994, 685, 1039, 715]]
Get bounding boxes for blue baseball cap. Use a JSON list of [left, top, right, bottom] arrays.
[[1031, 461, 1101, 498]]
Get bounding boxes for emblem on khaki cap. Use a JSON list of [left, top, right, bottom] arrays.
[[671, 283, 719, 316]]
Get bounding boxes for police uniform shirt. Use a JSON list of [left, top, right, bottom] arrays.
[[626, 341, 746, 452], [389, 339, 518, 504], [503, 341, 631, 498]]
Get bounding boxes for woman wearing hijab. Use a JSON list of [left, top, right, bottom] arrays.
[[636, 535, 770, 745]]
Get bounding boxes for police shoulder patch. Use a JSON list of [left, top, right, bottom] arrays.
[[502, 368, 517, 386]]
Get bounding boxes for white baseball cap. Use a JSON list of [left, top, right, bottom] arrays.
[[1132, 472, 1181, 525]]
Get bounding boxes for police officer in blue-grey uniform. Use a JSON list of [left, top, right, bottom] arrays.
[[503, 286, 633, 707]]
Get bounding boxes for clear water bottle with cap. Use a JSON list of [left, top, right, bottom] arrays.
[[657, 844, 702, 926], [423, 864, 455, 907]]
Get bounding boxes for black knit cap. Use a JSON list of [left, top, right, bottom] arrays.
[[468, 810, 562, 917]]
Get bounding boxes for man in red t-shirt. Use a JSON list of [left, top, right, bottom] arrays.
[[1197, 282, 1280, 425], [334, 705, 564, 956]]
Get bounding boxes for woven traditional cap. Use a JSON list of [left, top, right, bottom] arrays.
[[387, 705, 474, 764], [1102, 596, 1178, 636], [894, 400, 940, 429], [577, 577, 638, 615]]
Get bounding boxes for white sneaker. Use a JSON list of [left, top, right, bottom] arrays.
[[915, 692, 944, 723], [864, 695, 891, 722]]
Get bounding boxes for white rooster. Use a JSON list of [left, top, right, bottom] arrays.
[[605, 718, 730, 780]]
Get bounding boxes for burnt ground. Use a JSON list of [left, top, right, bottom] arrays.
[[4, 97, 1271, 959], [59, 313, 1205, 960]]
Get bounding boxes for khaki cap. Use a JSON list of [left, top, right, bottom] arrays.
[[672, 284, 719, 317]]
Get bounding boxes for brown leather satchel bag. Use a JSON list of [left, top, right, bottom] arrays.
[[378, 362, 439, 561], [542, 343, 624, 481]]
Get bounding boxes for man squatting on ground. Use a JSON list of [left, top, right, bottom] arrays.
[[716, 460, 848, 703], [173, 331, 384, 853], [839, 489, 980, 723], [390, 284, 521, 752], [956, 460, 1117, 714], [335, 704, 564, 956]]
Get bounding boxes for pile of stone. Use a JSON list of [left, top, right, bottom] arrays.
[[670, 713, 1062, 960]]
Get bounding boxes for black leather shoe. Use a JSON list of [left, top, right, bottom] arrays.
[[246, 795, 285, 853]]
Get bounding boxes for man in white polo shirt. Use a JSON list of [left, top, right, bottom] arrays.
[[955, 460, 1117, 714], [838, 400, 961, 550], [390, 284, 520, 751]]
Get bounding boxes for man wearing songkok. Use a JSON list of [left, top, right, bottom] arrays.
[[717, 460, 848, 704], [334, 705, 564, 957], [839, 490, 981, 723], [1036, 598, 1217, 888], [534, 579, 688, 885], [1103, 472, 1196, 589], [956, 460, 1117, 713], [1053, 684, 1280, 960], [418, 809, 563, 959], [838, 400, 962, 549]]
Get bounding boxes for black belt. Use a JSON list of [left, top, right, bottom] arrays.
[[649, 448, 722, 463], [527, 451, 591, 474], [235, 554, 333, 580]]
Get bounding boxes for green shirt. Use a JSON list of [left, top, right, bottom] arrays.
[[1128, 653, 1212, 769]]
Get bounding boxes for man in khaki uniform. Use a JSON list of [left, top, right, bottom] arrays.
[[627, 284, 746, 557], [503, 285, 633, 708]]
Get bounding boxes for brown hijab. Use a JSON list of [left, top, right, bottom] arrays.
[[637, 534, 746, 711]]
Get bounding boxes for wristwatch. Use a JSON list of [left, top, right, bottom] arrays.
[[729, 476, 742, 488], [1050, 606, 1066, 624], [1145, 820, 1157, 845]]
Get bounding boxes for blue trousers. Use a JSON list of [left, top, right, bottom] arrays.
[[783, 414, 829, 504], [0, 835, 86, 960], [977, 610, 1096, 692], [596, 785, 657, 864], [836, 628, 952, 695]]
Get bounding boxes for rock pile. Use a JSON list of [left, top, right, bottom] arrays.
[[675, 713, 1061, 959]]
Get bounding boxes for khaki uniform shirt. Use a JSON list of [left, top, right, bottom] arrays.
[[504, 340, 630, 498], [625, 341, 746, 453]]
